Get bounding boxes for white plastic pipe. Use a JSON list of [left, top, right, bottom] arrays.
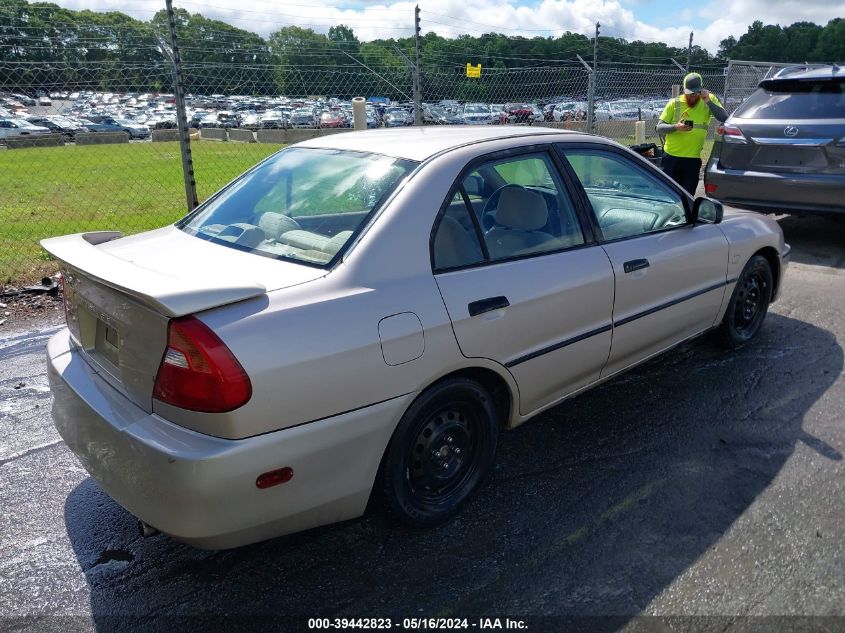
[[352, 97, 366, 131], [635, 120, 646, 144]]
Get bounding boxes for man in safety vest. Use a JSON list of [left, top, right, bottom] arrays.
[[656, 72, 728, 195]]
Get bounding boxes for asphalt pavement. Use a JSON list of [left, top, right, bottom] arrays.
[[1, 215, 844, 632]]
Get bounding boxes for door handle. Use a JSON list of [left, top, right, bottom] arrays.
[[468, 296, 510, 317], [623, 258, 650, 273]]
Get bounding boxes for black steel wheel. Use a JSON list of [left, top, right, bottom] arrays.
[[717, 255, 773, 349], [381, 377, 499, 526]]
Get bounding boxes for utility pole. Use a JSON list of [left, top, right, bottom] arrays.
[[686, 31, 694, 73], [413, 5, 422, 126], [592, 22, 600, 69], [589, 21, 600, 134], [164, 0, 198, 212]]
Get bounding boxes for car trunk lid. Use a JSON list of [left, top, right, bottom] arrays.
[[42, 227, 326, 413]]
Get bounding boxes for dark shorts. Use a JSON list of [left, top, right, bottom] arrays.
[[661, 153, 702, 196]]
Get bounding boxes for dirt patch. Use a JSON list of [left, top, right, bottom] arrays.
[[0, 279, 65, 330]]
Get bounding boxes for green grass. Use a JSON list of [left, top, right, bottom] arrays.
[[0, 141, 283, 283]]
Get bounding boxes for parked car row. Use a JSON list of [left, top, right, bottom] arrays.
[[0, 114, 151, 142], [24, 115, 89, 139], [2, 89, 677, 142]]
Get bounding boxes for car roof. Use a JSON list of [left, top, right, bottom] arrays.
[[765, 64, 843, 84], [297, 126, 577, 161]]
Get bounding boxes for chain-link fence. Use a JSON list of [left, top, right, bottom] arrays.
[[591, 63, 726, 141], [723, 59, 793, 114], [0, 4, 781, 283], [0, 59, 283, 282]]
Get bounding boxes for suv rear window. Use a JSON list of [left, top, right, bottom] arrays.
[[733, 79, 845, 120]]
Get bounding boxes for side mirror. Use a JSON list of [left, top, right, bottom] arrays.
[[692, 197, 723, 224]]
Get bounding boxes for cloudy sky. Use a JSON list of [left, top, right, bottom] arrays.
[[48, 0, 843, 54]]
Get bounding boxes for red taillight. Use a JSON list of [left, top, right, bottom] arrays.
[[153, 316, 252, 413], [717, 124, 747, 144], [705, 183, 718, 193]]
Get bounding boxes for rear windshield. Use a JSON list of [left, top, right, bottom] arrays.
[[179, 147, 417, 267], [734, 80, 845, 119]]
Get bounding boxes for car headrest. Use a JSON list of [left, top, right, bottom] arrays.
[[257, 212, 300, 241], [434, 216, 483, 269], [496, 187, 548, 231]]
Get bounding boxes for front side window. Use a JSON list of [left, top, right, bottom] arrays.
[[561, 149, 687, 240], [480, 154, 584, 260], [180, 147, 417, 266], [432, 151, 585, 270]]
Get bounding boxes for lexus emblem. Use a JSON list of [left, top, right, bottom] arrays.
[[784, 126, 799, 137]]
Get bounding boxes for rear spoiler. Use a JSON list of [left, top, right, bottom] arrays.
[[41, 231, 266, 318]]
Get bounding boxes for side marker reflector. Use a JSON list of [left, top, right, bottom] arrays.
[[256, 467, 294, 489]]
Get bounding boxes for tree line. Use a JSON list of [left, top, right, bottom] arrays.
[[1, 0, 842, 98]]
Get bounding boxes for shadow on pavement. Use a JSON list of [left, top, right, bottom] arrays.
[[777, 215, 845, 270], [64, 313, 842, 628]]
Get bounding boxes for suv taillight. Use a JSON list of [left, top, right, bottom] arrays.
[[717, 124, 747, 144], [153, 316, 252, 413]]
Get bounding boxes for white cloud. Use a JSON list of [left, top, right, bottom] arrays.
[[44, 0, 843, 54], [694, 0, 840, 54]]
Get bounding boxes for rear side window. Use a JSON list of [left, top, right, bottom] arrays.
[[734, 80, 845, 119], [431, 152, 585, 270]]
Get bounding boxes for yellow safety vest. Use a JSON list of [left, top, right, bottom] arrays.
[[660, 94, 722, 159]]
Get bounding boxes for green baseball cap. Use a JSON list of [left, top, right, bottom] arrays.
[[683, 72, 703, 94]]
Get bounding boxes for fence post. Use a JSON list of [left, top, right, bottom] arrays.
[[165, 0, 198, 212], [686, 32, 694, 73], [577, 54, 595, 135], [590, 22, 600, 135], [724, 59, 735, 113], [413, 5, 422, 126]]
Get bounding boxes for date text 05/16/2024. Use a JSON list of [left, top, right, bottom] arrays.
[[307, 618, 528, 630]]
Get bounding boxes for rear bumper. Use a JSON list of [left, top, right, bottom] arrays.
[[47, 328, 411, 549], [706, 160, 845, 215]]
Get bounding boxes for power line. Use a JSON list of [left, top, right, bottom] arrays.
[[175, 0, 407, 16], [420, 9, 590, 35]]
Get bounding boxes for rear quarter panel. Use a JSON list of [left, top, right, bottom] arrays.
[[156, 268, 478, 440]]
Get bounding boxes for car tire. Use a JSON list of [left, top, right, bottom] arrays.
[[717, 255, 773, 349], [381, 377, 499, 527]]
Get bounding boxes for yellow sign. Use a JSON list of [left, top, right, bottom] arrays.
[[466, 63, 481, 78]]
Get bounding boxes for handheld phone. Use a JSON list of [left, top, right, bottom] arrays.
[[682, 119, 694, 127]]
